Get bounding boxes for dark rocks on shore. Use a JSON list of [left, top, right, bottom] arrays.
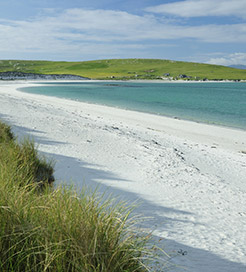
[[0, 71, 90, 80]]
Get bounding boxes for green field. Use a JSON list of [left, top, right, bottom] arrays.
[[0, 58, 246, 80]]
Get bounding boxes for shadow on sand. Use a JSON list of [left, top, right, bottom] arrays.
[[5, 119, 246, 272]]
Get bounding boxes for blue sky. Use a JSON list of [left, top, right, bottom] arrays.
[[0, 0, 246, 65]]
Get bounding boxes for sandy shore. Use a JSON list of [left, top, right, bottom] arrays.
[[0, 81, 246, 271]]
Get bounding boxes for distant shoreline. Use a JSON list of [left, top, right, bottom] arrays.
[[0, 71, 245, 83], [1, 78, 245, 84]]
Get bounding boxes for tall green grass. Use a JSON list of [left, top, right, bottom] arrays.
[[0, 121, 164, 271], [0, 122, 54, 188]]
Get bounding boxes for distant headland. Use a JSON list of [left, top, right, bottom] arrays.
[[0, 59, 245, 81]]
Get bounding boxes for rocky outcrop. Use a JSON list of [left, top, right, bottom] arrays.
[[0, 71, 90, 80]]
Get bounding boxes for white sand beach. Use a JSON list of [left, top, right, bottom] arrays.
[[0, 81, 246, 271]]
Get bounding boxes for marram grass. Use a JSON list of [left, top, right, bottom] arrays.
[[0, 184, 151, 271], [0, 120, 168, 271]]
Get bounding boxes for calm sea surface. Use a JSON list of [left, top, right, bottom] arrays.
[[20, 81, 246, 130]]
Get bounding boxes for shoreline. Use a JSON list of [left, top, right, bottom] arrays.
[[0, 81, 246, 271], [1, 76, 246, 83], [18, 80, 246, 134]]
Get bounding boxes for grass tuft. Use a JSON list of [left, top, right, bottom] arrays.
[[0, 120, 167, 271]]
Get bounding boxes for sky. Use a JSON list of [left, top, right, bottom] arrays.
[[0, 0, 246, 65]]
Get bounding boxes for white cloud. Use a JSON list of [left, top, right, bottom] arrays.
[[0, 8, 246, 59], [145, 0, 246, 18], [207, 53, 246, 65]]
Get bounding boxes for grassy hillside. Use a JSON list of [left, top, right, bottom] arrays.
[[1, 58, 246, 80]]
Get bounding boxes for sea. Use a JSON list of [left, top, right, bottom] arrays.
[[20, 81, 246, 130]]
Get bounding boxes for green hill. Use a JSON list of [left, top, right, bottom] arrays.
[[0, 59, 246, 80]]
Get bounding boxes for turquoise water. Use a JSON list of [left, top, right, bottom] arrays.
[[20, 81, 246, 130]]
